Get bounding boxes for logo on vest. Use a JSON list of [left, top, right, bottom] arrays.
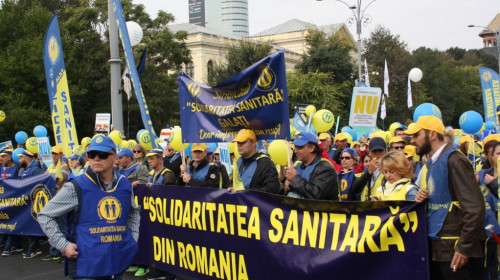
[[97, 196, 122, 223], [427, 177, 435, 195], [30, 184, 53, 221]]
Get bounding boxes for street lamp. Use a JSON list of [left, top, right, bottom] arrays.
[[317, 0, 376, 85], [468, 24, 500, 74]]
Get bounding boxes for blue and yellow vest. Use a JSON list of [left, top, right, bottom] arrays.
[[360, 171, 385, 201], [148, 168, 172, 185], [287, 158, 329, 198], [232, 154, 270, 191], [120, 162, 139, 178], [374, 181, 412, 201], [187, 162, 220, 188], [69, 174, 138, 277], [20, 161, 40, 177], [1, 162, 18, 178], [338, 169, 356, 201], [417, 149, 458, 239], [477, 169, 500, 237]]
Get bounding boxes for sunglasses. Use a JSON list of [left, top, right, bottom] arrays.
[[392, 146, 405, 150], [133, 150, 142, 153], [87, 151, 115, 160], [340, 156, 352, 160]]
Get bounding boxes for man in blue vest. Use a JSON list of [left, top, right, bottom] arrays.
[[17, 150, 45, 258], [229, 129, 280, 193], [180, 143, 220, 188], [0, 148, 22, 257], [117, 147, 148, 186], [409, 116, 485, 279], [146, 149, 176, 186], [284, 132, 338, 200], [38, 135, 140, 279], [162, 142, 187, 185]]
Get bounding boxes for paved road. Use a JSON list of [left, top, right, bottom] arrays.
[[0, 242, 192, 280]]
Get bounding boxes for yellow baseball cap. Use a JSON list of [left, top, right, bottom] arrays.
[[484, 134, 500, 144], [232, 129, 257, 143], [334, 133, 348, 141], [351, 141, 360, 147], [404, 145, 416, 158], [318, 133, 331, 140], [146, 149, 163, 157], [389, 136, 405, 145], [459, 135, 473, 146], [51, 146, 63, 154], [404, 116, 445, 135], [191, 143, 208, 152]]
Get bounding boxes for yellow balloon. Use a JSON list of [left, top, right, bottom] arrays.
[[268, 140, 291, 166], [81, 137, 92, 148], [371, 131, 388, 143], [26, 137, 38, 154], [120, 140, 129, 148], [305, 105, 317, 118], [454, 129, 462, 138], [109, 130, 123, 146], [169, 129, 183, 151], [139, 130, 153, 150], [127, 140, 137, 149], [312, 109, 335, 133], [0, 110, 5, 122]]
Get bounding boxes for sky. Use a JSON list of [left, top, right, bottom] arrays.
[[134, 0, 500, 51]]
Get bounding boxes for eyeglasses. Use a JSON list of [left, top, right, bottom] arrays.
[[392, 146, 405, 150], [340, 156, 352, 160], [133, 150, 142, 153], [87, 151, 115, 160]]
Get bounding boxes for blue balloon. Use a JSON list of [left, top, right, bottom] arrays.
[[136, 129, 146, 142], [12, 148, 25, 163], [15, 131, 28, 144], [33, 125, 48, 137], [341, 126, 353, 135], [413, 103, 442, 122], [486, 121, 496, 130], [351, 130, 358, 141], [459, 111, 484, 134]]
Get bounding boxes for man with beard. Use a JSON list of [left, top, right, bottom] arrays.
[[408, 116, 485, 279]]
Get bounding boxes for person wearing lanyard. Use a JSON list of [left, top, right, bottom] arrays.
[[409, 116, 485, 279]]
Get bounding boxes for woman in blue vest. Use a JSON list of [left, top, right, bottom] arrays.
[[338, 148, 358, 201], [180, 143, 220, 188]]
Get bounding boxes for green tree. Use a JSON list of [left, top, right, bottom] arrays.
[[0, 0, 191, 143], [362, 26, 412, 127], [206, 40, 273, 86], [287, 71, 346, 123]]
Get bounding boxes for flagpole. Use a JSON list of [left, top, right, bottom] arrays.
[[109, 0, 124, 133]]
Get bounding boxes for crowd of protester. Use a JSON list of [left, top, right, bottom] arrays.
[[0, 115, 498, 279]]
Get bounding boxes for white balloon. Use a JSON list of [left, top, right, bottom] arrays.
[[409, 68, 423, 82], [126, 21, 143, 47]]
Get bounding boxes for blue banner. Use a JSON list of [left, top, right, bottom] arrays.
[[0, 174, 56, 235], [479, 67, 500, 129], [133, 185, 429, 280], [43, 14, 79, 156], [178, 51, 290, 142], [112, 0, 159, 148]]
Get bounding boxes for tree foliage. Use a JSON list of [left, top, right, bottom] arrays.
[[206, 40, 273, 86], [0, 0, 191, 143]]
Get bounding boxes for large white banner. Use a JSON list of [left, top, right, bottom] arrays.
[[349, 87, 382, 127]]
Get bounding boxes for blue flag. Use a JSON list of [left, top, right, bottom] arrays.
[[137, 48, 146, 75], [479, 67, 500, 129], [178, 50, 290, 142], [112, 0, 159, 148]]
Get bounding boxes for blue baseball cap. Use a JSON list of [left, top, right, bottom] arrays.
[[146, 149, 163, 157], [369, 137, 387, 151], [292, 132, 318, 147], [118, 148, 134, 158], [342, 148, 358, 158], [88, 135, 116, 153], [0, 148, 13, 156], [69, 153, 84, 163], [18, 150, 34, 159]]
